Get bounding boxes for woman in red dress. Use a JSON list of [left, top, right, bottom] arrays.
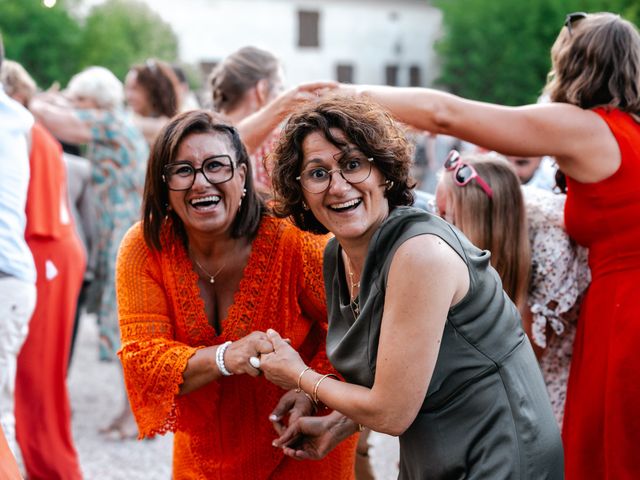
[[336, 12, 640, 479]]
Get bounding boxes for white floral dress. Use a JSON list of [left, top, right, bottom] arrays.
[[523, 186, 591, 427]]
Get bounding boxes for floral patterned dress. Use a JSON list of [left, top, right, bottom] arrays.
[[522, 186, 590, 427], [75, 108, 148, 360]]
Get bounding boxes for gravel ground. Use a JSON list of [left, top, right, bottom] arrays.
[[66, 314, 399, 479]]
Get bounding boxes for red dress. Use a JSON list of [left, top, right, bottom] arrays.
[[15, 123, 85, 480], [563, 108, 640, 480]]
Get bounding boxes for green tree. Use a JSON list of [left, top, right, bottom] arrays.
[[434, 0, 640, 105], [0, 0, 83, 87], [78, 0, 179, 80]]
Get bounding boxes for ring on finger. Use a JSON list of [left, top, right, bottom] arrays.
[[249, 356, 261, 369]]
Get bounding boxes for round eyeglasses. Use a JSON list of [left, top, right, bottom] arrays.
[[444, 150, 493, 199], [163, 155, 235, 191], [297, 155, 374, 194]]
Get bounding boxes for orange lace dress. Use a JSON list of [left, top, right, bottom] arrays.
[[116, 215, 356, 480]]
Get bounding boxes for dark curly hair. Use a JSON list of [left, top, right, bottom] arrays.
[[142, 110, 265, 251], [271, 95, 415, 234], [130, 58, 180, 118]]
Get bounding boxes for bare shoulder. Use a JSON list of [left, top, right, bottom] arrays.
[[525, 103, 619, 180], [392, 233, 466, 270], [389, 234, 469, 302]]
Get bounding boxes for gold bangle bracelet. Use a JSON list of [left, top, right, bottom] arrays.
[[296, 366, 313, 393], [313, 373, 339, 405]]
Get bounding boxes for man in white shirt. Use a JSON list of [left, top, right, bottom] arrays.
[[0, 35, 36, 459]]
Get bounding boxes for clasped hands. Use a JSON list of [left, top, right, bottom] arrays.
[[224, 329, 347, 460], [260, 329, 348, 461]]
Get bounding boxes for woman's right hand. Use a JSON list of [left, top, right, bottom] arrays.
[[260, 329, 307, 389], [223, 331, 274, 377]]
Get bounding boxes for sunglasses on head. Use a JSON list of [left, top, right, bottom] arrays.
[[564, 12, 587, 36], [444, 150, 494, 199]]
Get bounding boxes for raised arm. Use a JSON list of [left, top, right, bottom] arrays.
[[345, 85, 619, 183], [262, 233, 469, 436], [237, 81, 337, 153], [29, 94, 92, 145]]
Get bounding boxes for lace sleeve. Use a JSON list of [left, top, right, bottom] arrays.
[[116, 223, 200, 438], [523, 187, 591, 348]]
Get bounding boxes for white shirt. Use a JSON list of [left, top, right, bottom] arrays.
[[0, 84, 36, 282]]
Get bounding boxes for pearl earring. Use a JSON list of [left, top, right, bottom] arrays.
[[239, 187, 247, 207]]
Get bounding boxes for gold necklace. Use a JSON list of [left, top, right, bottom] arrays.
[[345, 254, 361, 317], [191, 254, 226, 284], [345, 255, 361, 293]]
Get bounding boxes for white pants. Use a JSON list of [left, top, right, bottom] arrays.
[[0, 276, 36, 459]]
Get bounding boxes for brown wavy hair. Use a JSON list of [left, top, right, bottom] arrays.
[[130, 58, 181, 118], [545, 12, 640, 115], [442, 152, 530, 308], [271, 95, 415, 234], [142, 110, 265, 251], [209, 46, 280, 113]]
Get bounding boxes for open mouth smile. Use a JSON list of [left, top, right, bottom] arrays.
[[328, 198, 362, 212], [189, 194, 221, 209]]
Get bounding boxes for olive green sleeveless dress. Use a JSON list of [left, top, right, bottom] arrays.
[[325, 207, 563, 479]]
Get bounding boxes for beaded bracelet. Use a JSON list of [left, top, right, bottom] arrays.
[[312, 373, 339, 405], [215, 341, 233, 376]]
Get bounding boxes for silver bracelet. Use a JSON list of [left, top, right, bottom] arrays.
[[215, 341, 233, 376]]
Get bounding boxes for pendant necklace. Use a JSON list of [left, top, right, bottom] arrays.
[[191, 254, 226, 284], [345, 254, 361, 318]]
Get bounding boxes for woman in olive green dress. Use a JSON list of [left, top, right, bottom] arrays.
[[260, 96, 563, 479]]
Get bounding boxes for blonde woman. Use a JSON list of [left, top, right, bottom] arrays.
[[434, 151, 530, 311]]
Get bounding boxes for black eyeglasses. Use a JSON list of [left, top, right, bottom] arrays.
[[564, 12, 587, 36], [163, 155, 235, 191]]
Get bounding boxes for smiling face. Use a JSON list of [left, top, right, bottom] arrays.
[[300, 129, 389, 246], [167, 132, 246, 241]]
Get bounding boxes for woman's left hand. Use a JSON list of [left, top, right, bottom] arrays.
[[260, 329, 306, 390]]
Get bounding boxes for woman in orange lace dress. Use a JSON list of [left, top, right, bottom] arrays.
[[116, 110, 356, 479]]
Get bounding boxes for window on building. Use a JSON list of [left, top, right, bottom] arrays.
[[336, 64, 354, 83], [298, 10, 320, 48], [409, 65, 422, 87], [385, 65, 399, 86]]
